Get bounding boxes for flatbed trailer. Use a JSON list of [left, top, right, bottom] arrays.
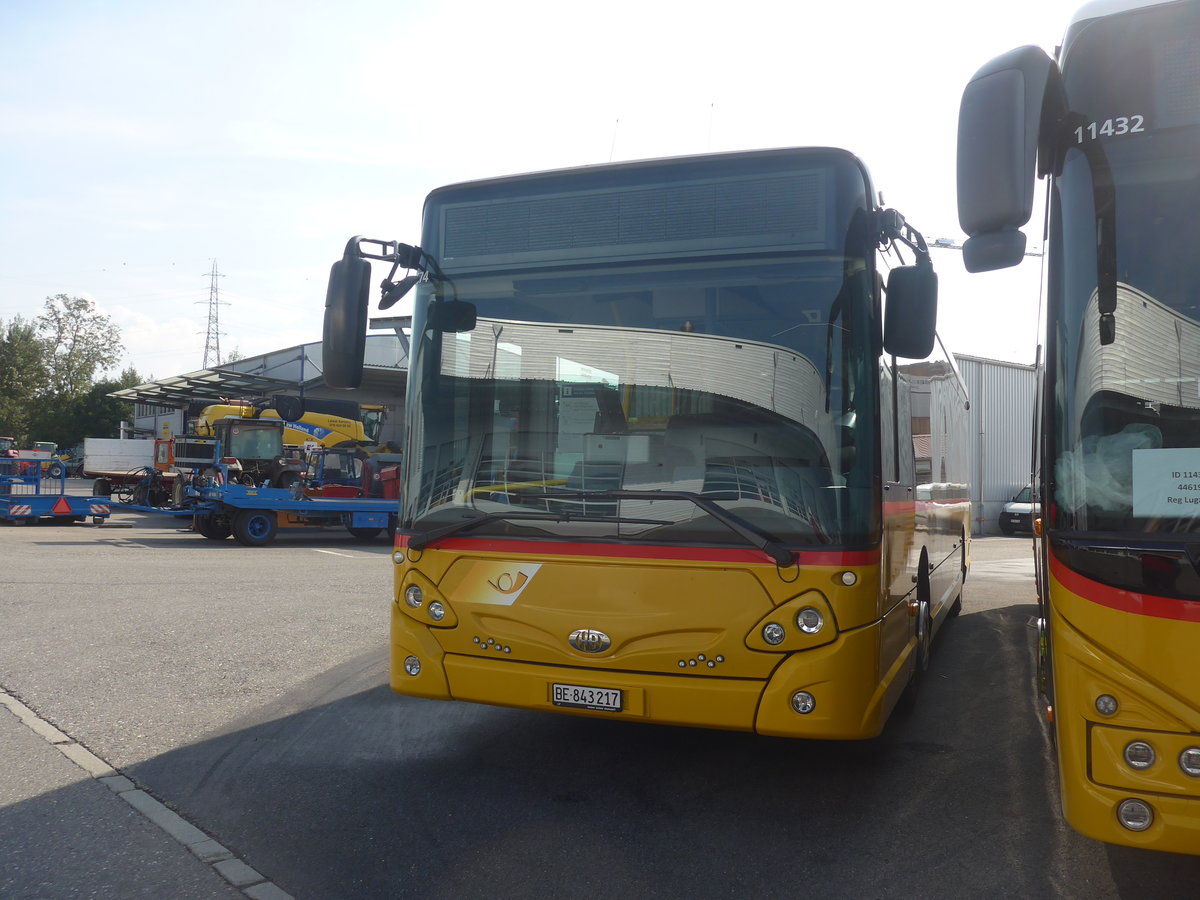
[[114, 468, 398, 547], [0, 455, 112, 524]]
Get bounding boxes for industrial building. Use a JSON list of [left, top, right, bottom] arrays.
[[957, 354, 1038, 535]]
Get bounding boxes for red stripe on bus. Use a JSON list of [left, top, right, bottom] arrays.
[[395, 534, 879, 567], [1050, 554, 1200, 623]]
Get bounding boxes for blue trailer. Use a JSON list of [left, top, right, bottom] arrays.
[[113, 430, 399, 547], [0, 455, 112, 524]]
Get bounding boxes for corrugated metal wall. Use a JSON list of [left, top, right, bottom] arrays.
[[956, 355, 1037, 535]]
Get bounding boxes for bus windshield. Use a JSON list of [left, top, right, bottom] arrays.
[[1049, 1, 1200, 536], [402, 151, 880, 548]]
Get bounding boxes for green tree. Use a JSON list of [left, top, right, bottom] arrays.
[[35, 294, 124, 397], [28, 367, 143, 449], [0, 315, 48, 440]]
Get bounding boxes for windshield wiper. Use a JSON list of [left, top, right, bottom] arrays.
[[407, 510, 668, 551], [542, 489, 795, 567]]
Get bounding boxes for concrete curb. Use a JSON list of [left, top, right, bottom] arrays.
[[0, 687, 293, 899]]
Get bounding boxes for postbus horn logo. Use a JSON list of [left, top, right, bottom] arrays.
[[568, 628, 612, 654], [488, 572, 529, 594]]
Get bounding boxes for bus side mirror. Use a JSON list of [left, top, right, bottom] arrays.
[[427, 300, 477, 333], [883, 264, 937, 359], [957, 45, 1056, 272], [323, 238, 372, 389], [271, 395, 305, 422]]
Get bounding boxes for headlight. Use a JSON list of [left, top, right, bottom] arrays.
[[428, 601, 446, 622], [1179, 747, 1200, 778], [762, 623, 786, 645], [790, 691, 816, 714], [404, 584, 423, 608], [403, 656, 421, 676], [1095, 694, 1118, 716], [1124, 741, 1155, 770], [796, 607, 823, 634], [1116, 798, 1153, 832]]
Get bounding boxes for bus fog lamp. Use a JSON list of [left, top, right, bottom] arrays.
[[762, 623, 786, 645], [840, 571, 857, 586], [428, 601, 446, 622], [403, 656, 421, 676], [404, 585, 424, 608], [790, 691, 816, 714], [796, 608, 824, 634], [1124, 741, 1155, 770], [1095, 694, 1118, 716], [1180, 748, 1200, 777], [1116, 798, 1153, 832]]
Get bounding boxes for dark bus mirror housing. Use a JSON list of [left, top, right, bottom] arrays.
[[957, 45, 1056, 272], [883, 264, 938, 359], [322, 238, 372, 389], [271, 395, 305, 422], [427, 300, 477, 333]]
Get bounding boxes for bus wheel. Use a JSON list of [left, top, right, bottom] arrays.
[[346, 526, 382, 540], [900, 577, 933, 710], [232, 510, 278, 546], [949, 531, 967, 616], [915, 596, 932, 674], [195, 514, 231, 540]]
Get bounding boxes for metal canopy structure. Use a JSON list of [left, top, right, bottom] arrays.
[[108, 369, 310, 408], [110, 333, 410, 409]]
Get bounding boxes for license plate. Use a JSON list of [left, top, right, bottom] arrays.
[[552, 682, 622, 712]]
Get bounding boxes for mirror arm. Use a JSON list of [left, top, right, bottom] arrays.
[[878, 209, 932, 267]]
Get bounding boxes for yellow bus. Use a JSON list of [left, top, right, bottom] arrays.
[[957, 0, 1200, 854], [324, 147, 971, 739]]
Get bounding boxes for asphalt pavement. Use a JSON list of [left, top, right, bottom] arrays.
[[1, 483, 292, 899], [0, 686, 270, 899], [4, 488, 1199, 898]]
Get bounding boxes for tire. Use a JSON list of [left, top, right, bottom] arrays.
[[915, 596, 932, 673], [346, 525, 382, 540], [93, 478, 112, 497], [898, 567, 933, 712], [232, 509, 278, 546], [273, 471, 301, 489], [194, 514, 231, 540], [48, 462, 63, 478], [950, 536, 966, 616]]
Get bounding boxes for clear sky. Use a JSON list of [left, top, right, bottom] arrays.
[[0, 0, 1082, 381]]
